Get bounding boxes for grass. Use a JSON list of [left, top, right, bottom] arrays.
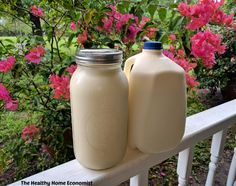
[[0, 111, 41, 175], [0, 111, 41, 142], [0, 36, 77, 56]]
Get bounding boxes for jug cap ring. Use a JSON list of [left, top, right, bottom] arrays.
[[143, 41, 163, 50]]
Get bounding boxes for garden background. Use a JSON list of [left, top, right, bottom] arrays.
[[0, 0, 235, 185]]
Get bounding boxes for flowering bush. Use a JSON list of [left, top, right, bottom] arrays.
[[162, 0, 234, 88], [0, 0, 234, 183]]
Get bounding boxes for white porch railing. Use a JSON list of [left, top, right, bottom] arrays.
[[9, 99, 236, 186]]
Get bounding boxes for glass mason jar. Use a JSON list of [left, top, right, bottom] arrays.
[[70, 49, 128, 170]]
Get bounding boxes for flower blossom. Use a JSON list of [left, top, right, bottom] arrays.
[[115, 14, 133, 31], [177, 49, 185, 58], [99, 6, 151, 43], [168, 34, 176, 41], [66, 64, 77, 76], [178, 2, 191, 17], [77, 30, 88, 45], [178, 0, 234, 30], [70, 22, 77, 31], [0, 83, 19, 110], [31, 5, 44, 17], [49, 74, 70, 100], [139, 16, 151, 28], [25, 46, 45, 64], [5, 99, 19, 111], [185, 73, 200, 88], [145, 27, 157, 39], [22, 124, 40, 142], [123, 24, 140, 43], [212, 10, 234, 27], [0, 56, 15, 73], [191, 30, 226, 69], [160, 172, 167, 177], [0, 83, 11, 102]]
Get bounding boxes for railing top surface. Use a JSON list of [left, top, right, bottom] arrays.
[[9, 99, 236, 186]]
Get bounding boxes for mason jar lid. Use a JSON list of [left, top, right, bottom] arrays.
[[76, 49, 123, 64]]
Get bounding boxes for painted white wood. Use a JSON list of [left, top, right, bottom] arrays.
[[130, 169, 149, 186], [8, 99, 236, 186], [206, 129, 227, 186], [227, 131, 236, 186], [177, 147, 194, 186]]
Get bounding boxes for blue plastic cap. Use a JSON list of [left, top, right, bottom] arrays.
[[143, 41, 163, 50]]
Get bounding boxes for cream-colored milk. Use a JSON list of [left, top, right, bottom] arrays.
[[70, 64, 128, 169], [125, 49, 186, 153]]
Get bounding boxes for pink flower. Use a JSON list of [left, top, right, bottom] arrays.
[[0, 83, 19, 110], [115, 14, 133, 31], [107, 5, 117, 17], [163, 50, 175, 61], [22, 124, 40, 142], [25, 46, 45, 64], [177, 49, 185, 58], [31, 5, 43, 17], [169, 45, 175, 53], [179, 0, 233, 30], [186, 73, 200, 88], [102, 17, 114, 33], [223, 14, 234, 27], [49, 74, 70, 100], [0, 83, 11, 102], [178, 2, 191, 17], [77, 30, 88, 45], [146, 27, 157, 39], [5, 99, 19, 111], [191, 30, 226, 69], [138, 16, 151, 29], [67, 64, 77, 76], [70, 22, 77, 31], [30, 46, 45, 56], [212, 10, 234, 27], [160, 172, 166, 177], [123, 24, 140, 43], [0, 56, 16, 73], [175, 58, 197, 72], [168, 34, 176, 41]]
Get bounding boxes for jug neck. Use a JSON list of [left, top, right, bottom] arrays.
[[142, 49, 162, 55]]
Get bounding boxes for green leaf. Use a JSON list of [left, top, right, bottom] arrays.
[[59, 67, 67, 76], [158, 8, 167, 22], [170, 3, 178, 9], [84, 9, 95, 25], [148, 5, 157, 19], [169, 16, 184, 31], [67, 34, 75, 47], [117, 1, 131, 14], [4, 39, 14, 44]]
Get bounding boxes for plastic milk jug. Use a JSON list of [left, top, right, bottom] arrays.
[[124, 41, 186, 153], [70, 49, 128, 169]]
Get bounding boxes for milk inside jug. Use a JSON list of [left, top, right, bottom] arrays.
[[124, 41, 186, 153], [70, 49, 128, 169]]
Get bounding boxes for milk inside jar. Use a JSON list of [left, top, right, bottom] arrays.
[[124, 41, 186, 153], [70, 49, 128, 170]]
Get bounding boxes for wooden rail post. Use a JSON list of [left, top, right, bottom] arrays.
[[177, 147, 195, 186], [206, 129, 227, 186], [130, 169, 149, 186], [227, 127, 236, 186]]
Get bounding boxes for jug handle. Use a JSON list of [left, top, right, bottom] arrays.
[[124, 56, 136, 81]]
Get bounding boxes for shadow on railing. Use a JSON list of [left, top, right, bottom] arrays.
[[9, 100, 236, 186]]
